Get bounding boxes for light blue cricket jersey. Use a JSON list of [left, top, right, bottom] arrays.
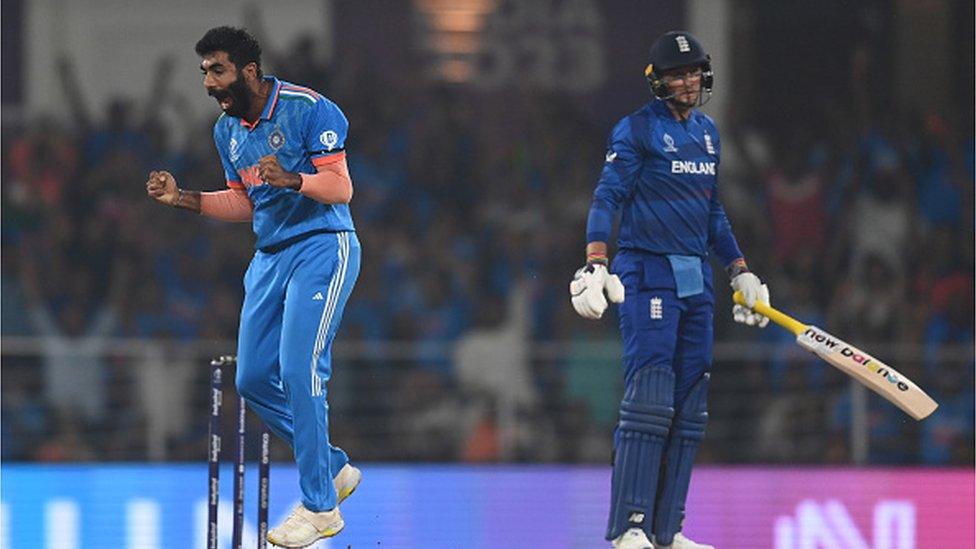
[[214, 76, 355, 251]]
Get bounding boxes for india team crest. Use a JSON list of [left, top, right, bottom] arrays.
[[320, 130, 339, 151], [268, 128, 286, 150]]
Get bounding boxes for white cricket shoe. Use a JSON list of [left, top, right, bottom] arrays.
[[334, 463, 362, 503], [612, 527, 654, 549], [267, 504, 344, 548], [654, 532, 715, 549]]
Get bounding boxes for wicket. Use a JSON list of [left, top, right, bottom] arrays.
[[208, 355, 272, 549]]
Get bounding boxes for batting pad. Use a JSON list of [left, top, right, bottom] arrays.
[[653, 372, 710, 545], [606, 367, 675, 541]]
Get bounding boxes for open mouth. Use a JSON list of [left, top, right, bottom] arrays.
[[209, 90, 233, 110]]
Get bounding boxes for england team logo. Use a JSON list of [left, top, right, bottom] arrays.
[[320, 130, 339, 151], [663, 133, 679, 153], [704, 133, 715, 154], [650, 297, 663, 320], [268, 128, 286, 150], [676, 35, 690, 52]]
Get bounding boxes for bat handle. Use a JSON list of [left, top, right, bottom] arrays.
[[732, 291, 809, 336]]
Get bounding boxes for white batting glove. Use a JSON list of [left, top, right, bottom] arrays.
[[731, 272, 762, 306], [731, 272, 770, 328], [570, 264, 625, 319]]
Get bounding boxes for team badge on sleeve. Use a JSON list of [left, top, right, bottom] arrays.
[[268, 128, 286, 150], [319, 130, 339, 151]]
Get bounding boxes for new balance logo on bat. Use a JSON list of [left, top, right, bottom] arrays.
[[749, 292, 937, 419], [800, 328, 841, 352], [800, 328, 910, 392]]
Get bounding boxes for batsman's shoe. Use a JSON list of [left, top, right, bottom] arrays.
[[267, 504, 343, 548], [612, 528, 654, 549], [653, 532, 715, 549], [334, 463, 362, 503]]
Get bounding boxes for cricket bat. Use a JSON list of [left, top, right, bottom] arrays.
[[733, 291, 938, 420]]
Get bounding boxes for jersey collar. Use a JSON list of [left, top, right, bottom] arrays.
[[651, 98, 696, 123], [240, 76, 282, 130]]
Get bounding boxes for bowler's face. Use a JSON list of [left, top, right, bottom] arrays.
[[200, 51, 251, 117]]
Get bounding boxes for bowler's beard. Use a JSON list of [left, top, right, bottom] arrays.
[[210, 75, 253, 119]]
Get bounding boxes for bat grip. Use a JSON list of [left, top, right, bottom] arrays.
[[732, 291, 808, 336]]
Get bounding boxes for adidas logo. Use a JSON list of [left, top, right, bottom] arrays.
[[312, 292, 324, 301]]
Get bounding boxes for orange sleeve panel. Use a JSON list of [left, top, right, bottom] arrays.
[[200, 188, 253, 222], [311, 150, 346, 168], [300, 156, 353, 204]]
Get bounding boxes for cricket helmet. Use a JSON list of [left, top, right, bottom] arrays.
[[644, 30, 713, 104]]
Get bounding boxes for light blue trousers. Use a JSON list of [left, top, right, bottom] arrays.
[[236, 231, 360, 512]]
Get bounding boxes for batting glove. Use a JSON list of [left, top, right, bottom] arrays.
[[570, 264, 625, 319], [731, 272, 770, 328]]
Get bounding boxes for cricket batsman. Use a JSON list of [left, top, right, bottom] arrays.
[[570, 31, 770, 549], [147, 27, 361, 547]]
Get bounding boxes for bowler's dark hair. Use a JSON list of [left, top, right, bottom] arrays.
[[195, 26, 262, 77]]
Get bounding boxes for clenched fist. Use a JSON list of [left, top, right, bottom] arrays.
[[258, 155, 302, 190], [146, 171, 179, 205]]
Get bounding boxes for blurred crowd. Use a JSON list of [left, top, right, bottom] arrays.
[[2, 30, 972, 467]]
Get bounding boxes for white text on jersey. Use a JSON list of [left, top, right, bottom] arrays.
[[671, 160, 716, 175]]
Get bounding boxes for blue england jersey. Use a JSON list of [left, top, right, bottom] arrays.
[[588, 99, 741, 267], [213, 76, 354, 250]]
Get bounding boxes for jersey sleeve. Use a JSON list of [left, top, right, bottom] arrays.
[[704, 124, 742, 266], [707, 186, 744, 267], [304, 99, 349, 168], [213, 121, 243, 189], [587, 116, 644, 243]]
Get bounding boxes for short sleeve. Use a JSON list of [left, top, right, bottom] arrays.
[[305, 99, 349, 168], [213, 122, 244, 189]]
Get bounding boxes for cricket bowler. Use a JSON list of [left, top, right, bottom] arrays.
[[146, 26, 361, 547]]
